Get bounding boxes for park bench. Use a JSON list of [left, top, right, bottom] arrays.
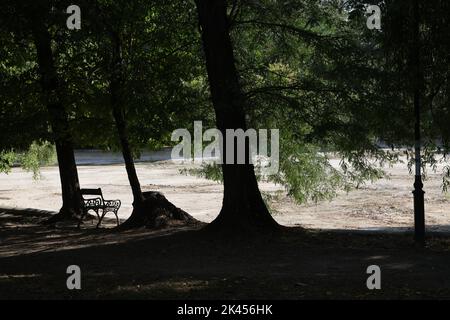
[[78, 188, 121, 228]]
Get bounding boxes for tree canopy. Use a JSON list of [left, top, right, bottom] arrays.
[[1, 0, 449, 231]]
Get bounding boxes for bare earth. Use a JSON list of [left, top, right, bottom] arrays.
[[0, 150, 449, 232], [1, 151, 450, 299]]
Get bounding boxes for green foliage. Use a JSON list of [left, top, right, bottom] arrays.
[[2, 0, 450, 205], [19, 141, 56, 179], [182, 142, 387, 205], [0, 150, 16, 174], [0, 141, 56, 179], [272, 146, 347, 203], [58, 0, 210, 152], [180, 163, 223, 183], [181, 0, 407, 205]]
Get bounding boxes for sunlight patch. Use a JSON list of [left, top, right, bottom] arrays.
[[0, 273, 41, 279], [115, 279, 210, 294]]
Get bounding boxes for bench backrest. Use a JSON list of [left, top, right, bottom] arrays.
[[81, 188, 104, 201]]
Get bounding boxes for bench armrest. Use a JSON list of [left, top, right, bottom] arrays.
[[104, 199, 121, 209], [83, 197, 103, 209]]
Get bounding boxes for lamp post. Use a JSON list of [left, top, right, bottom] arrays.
[[412, 0, 425, 244], [413, 91, 425, 244]]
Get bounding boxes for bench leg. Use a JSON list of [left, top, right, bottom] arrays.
[[95, 209, 120, 228], [94, 209, 101, 226], [96, 209, 107, 228], [114, 210, 120, 226]]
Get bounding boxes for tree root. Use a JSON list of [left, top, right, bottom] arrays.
[[40, 208, 81, 225], [201, 209, 282, 238], [117, 191, 197, 230]]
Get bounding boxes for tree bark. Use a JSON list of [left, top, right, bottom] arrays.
[[109, 31, 145, 207], [195, 0, 279, 233], [31, 22, 83, 222], [108, 31, 196, 229]]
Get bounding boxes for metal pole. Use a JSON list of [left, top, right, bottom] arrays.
[[413, 97, 425, 244], [412, 0, 425, 244]]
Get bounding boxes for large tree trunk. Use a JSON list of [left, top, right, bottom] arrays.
[[195, 0, 279, 233], [31, 21, 83, 223]]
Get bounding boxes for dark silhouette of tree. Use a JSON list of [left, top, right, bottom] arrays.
[[4, 1, 85, 222], [108, 30, 145, 207], [195, 0, 279, 233], [32, 23, 83, 222], [79, 1, 197, 229]]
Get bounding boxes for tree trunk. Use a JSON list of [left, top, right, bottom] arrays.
[[31, 21, 83, 222], [107, 31, 196, 229], [109, 31, 145, 207], [195, 0, 279, 233]]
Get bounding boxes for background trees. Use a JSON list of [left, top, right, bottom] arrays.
[[1, 0, 85, 221], [1, 0, 449, 235], [1, 0, 206, 226], [191, 0, 394, 207], [73, 0, 204, 227], [347, 0, 450, 241]]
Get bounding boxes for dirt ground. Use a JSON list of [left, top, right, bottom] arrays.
[[0, 150, 449, 232], [0, 208, 449, 299], [1, 151, 450, 299]]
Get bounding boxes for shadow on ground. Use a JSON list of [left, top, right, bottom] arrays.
[[0, 208, 449, 299]]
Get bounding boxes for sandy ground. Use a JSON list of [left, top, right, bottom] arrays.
[[1, 212, 450, 299], [0, 150, 449, 232], [1, 150, 450, 299]]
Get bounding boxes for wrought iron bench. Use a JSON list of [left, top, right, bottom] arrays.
[[78, 188, 121, 228]]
